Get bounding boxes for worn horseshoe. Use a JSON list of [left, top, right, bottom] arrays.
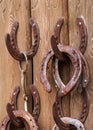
[[51, 18, 65, 61], [5, 18, 40, 61], [8, 86, 24, 128], [77, 17, 88, 54], [6, 85, 40, 127], [6, 103, 24, 128], [30, 84, 41, 122], [53, 101, 70, 130], [51, 17, 88, 61], [54, 18, 64, 43], [53, 98, 86, 130], [10, 86, 20, 110], [53, 87, 89, 128], [0, 110, 38, 130], [40, 50, 54, 92], [40, 45, 82, 96], [52, 48, 90, 92], [52, 117, 85, 130]]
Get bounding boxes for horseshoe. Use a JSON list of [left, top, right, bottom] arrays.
[[53, 88, 89, 127], [54, 18, 64, 43], [77, 17, 88, 54], [5, 18, 40, 61], [52, 117, 85, 130], [0, 110, 38, 130], [40, 45, 82, 96], [51, 18, 65, 61], [51, 17, 88, 61], [77, 51, 90, 89], [6, 85, 40, 127], [53, 88, 89, 130], [30, 84, 41, 122], [53, 101, 70, 130], [6, 103, 24, 128], [8, 86, 24, 127], [40, 50, 54, 92], [52, 48, 90, 92], [10, 86, 20, 110]]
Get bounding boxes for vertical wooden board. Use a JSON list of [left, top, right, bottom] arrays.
[[31, 0, 69, 129], [0, 0, 32, 123], [68, 0, 93, 129]]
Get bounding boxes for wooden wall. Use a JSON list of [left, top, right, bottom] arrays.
[[0, 0, 93, 130]]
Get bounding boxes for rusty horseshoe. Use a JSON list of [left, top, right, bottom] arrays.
[[0, 110, 38, 130], [40, 45, 82, 96], [3, 85, 40, 128], [52, 45, 90, 92], [52, 117, 85, 130], [51, 17, 88, 61], [5, 18, 40, 61]]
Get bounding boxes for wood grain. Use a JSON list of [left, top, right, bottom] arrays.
[[68, 0, 93, 130], [0, 0, 92, 130], [0, 0, 32, 125], [31, 0, 69, 129]]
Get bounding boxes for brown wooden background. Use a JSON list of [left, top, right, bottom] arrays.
[[0, 0, 93, 130]]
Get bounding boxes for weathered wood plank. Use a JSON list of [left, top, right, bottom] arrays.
[[0, 0, 32, 124], [31, 0, 69, 129], [68, 0, 93, 130]]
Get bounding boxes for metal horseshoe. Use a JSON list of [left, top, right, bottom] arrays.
[[0, 110, 39, 130], [52, 46, 90, 92], [51, 17, 88, 61], [30, 84, 41, 122], [53, 88, 89, 127], [3, 85, 40, 128], [5, 18, 40, 61], [53, 100, 86, 130], [76, 16, 88, 54], [52, 117, 85, 130], [40, 45, 82, 96]]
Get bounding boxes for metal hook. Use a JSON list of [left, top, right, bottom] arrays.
[[5, 18, 40, 61], [19, 52, 29, 112], [19, 52, 28, 72]]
